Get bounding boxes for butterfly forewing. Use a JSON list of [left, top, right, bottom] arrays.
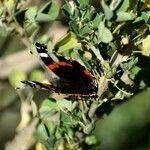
[[35, 43, 95, 82]]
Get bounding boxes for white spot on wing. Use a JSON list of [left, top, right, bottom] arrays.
[[36, 45, 41, 50], [39, 53, 48, 57]]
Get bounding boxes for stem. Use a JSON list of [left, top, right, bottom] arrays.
[[113, 22, 126, 34]]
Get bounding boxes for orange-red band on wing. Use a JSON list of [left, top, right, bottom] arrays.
[[48, 61, 73, 70], [83, 69, 95, 80]]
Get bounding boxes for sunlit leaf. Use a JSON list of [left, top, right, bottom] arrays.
[[85, 135, 97, 145], [98, 22, 113, 43], [55, 32, 81, 53], [36, 0, 59, 22], [35, 123, 49, 140], [109, 0, 122, 11], [116, 12, 135, 22], [79, 25, 91, 36], [39, 107, 57, 120], [41, 99, 59, 111], [142, 35, 150, 56], [25, 6, 38, 22], [63, 1, 76, 16], [91, 13, 103, 28], [134, 11, 150, 23], [4, 0, 17, 14], [101, 0, 114, 20], [57, 99, 72, 112], [76, 0, 90, 8], [116, 0, 130, 12]]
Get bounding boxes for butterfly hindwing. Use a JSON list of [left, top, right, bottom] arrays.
[[21, 79, 97, 96]]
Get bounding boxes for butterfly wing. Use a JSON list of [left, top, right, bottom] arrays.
[[21, 80, 57, 91], [35, 43, 95, 83], [22, 43, 97, 96], [21, 80, 97, 96]]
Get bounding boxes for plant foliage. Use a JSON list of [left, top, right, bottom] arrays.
[[1, 0, 150, 149]]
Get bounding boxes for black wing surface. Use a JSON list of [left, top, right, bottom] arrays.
[[35, 42, 95, 83]]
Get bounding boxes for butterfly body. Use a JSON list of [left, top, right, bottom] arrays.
[[22, 43, 98, 96]]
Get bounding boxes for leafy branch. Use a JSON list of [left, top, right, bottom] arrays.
[[1, 0, 150, 149]]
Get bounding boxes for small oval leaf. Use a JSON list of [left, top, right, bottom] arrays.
[[98, 22, 113, 43]]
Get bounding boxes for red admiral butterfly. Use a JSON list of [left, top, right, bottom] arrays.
[[22, 43, 98, 96]]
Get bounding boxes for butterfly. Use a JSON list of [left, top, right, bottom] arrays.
[[21, 43, 98, 96]]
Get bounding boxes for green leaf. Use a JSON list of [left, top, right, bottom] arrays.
[[36, 123, 49, 140], [120, 57, 138, 71], [79, 25, 91, 36], [133, 11, 150, 23], [55, 32, 81, 53], [24, 7, 39, 35], [81, 8, 94, 22], [91, 13, 103, 28], [70, 21, 79, 35], [63, 1, 76, 16], [55, 32, 75, 47], [90, 45, 103, 61], [98, 22, 113, 43], [116, 0, 130, 12], [36, 13, 52, 22], [112, 90, 125, 100], [131, 66, 141, 75], [109, 0, 122, 11], [39, 107, 57, 120], [36, 0, 59, 22], [116, 12, 135, 22], [39, 99, 59, 121], [48, 0, 59, 19], [60, 111, 72, 124], [41, 99, 59, 111], [102, 61, 114, 79], [67, 128, 74, 139], [4, 0, 17, 14], [83, 123, 94, 134], [141, 11, 150, 23], [24, 20, 38, 36], [73, 9, 80, 19], [85, 135, 97, 145], [25, 6, 38, 22], [101, 0, 114, 20], [44, 121, 57, 135], [76, 0, 90, 8], [133, 16, 143, 23], [57, 99, 72, 112]]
